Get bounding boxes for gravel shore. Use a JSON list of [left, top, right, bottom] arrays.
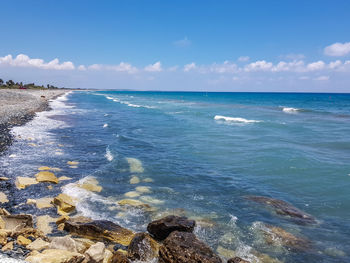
[[0, 89, 67, 153]]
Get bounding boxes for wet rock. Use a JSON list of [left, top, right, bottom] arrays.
[[103, 249, 113, 263], [129, 176, 140, 184], [15, 177, 38, 189], [34, 197, 54, 209], [11, 227, 47, 240], [59, 176, 73, 181], [0, 192, 9, 203], [35, 171, 59, 184], [2, 241, 13, 251], [53, 193, 76, 215], [0, 208, 10, 215], [117, 199, 152, 210], [135, 186, 151, 193], [124, 191, 140, 198], [0, 177, 9, 181], [49, 236, 78, 252], [227, 257, 250, 263], [159, 231, 221, 263], [17, 235, 32, 246], [67, 161, 79, 165], [84, 242, 105, 263], [73, 238, 95, 253], [25, 249, 85, 263], [246, 196, 316, 224], [216, 246, 236, 259], [36, 215, 56, 235], [26, 238, 50, 251], [0, 214, 33, 230], [78, 177, 102, 193], [127, 232, 159, 261], [111, 251, 130, 263], [56, 215, 70, 225], [147, 215, 196, 240], [38, 166, 51, 171], [64, 219, 134, 246]]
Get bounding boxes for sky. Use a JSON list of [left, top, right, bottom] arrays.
[[1, 0, 350, 92]]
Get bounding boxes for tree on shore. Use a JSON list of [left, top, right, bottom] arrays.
[[0, 79, 3, 85]]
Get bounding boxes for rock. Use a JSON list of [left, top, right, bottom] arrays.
[[0, 192, 9, 203], [0, 208, 10, 216], [49, 236, 78, 252], [53, 193, 76, 215], [17, 235, 32, 246], [117, 199, 151, 209], [59, 176, 73, 181], [0, 177, 9, 181], [0, 214, 33, 230], [2, 241, 13, 251], [125, 158, 144, 173], [48, 185, 53, 190], [25, 249, 85, 263], [73, 238, 95, 253], [38, 166, 51, 171], [64, 219, 134, 246], [246, 196, 316, 224], [56, 215, 70, 225], [67, 161, 79, 165], [11, 227, 46, 240], [84, 242, 105, 263], [27, 199, 37, 205], [129, 176, 140, 184], [15, 177, 38, 189], [135, 186, 151, 193], [57, 223, 65, 231], [51, 168, 63, 172], [0, 229, 8, 245], [143, 178, 154, 183], [216, 246, 236, 259], [26, 238, 50, 251], [36, 215, 56, 235], [103, 249, 113, 263], [227, 257, 250, 263], [147, 215, 196, 240], [159, 231, 221, 263], [140, 195, 165, 205], [110, 252, 130, 263], [127, 232, 159, 261], [78, 177, 102, 192], [36, 197, 54, 209], [124, 191, 140, 198], [35, 171, 59, 184]]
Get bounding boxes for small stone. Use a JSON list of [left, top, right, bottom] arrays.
[[26, 238, 49, 251], [36, 215, 55, 235], [38, 166, 51, 171], [67, 161, 79, 165], [47, 185, 53, 190], [135, 186, 151, 193], [58, 176, 72, 181], [0, 192, 9, 203], [84, 242, 105, 263], [57, 223, 65, 231], [15, 177, 38, 190], [53, 193, 76, 215], [129, 176, 140, 184], [35, 171, 59, 184], [56, 215, 70, 225], [0, 229, 8, 245], [2, 241, 13, 251], [17, 235, 32, 246], [0, 177, 9, 181]]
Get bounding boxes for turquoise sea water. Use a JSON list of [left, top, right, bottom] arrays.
[[1, 91, 350, 263]]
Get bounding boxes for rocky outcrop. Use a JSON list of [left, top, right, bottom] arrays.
[[127, 232, 159, 261], [246, 196, 316, 224], [159, 231, 222, 263], [25, 249, 85, 263], [63, 219, 134, 246], [147, 215, 196, 240]]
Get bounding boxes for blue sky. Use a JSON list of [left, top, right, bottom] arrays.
[[1, 0, 350, 92]]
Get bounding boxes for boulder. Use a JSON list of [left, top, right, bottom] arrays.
[[64, 219, 134, 246], [35, 171, 59, 184], [127, 232, 159, 261], [26, 238, 50, 251], [15, 177, 38, 189], [73, 237, 95, 253], [110, 252, 130, 263], [17, 235, 32, 246], [246, 196, 316, 224], [227, 257, 250, 263], [147, 215, 196, 240], [11, 227, 46, 240], [53, 193, 76, 215], [0, 208, 10, 215], [103, 249, 113, 263], [84, 242, 105, 263], [25, 249, 85, 263], [49, 236, 78, 252], [0, 192, 9, 203], [159, 231, 221, 263], [0, 214, 33, 230]]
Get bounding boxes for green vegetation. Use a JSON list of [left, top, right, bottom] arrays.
[[0, 78, 65, 90]]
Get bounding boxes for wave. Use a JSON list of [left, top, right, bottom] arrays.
[[281, 107, 300, 114], [103, 123, 108, 128], [214, 115, 261, 123], [105, 147, 114, 161], [105, 95, 155, 109]]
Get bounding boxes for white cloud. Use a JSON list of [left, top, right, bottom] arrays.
[[209, 61, 238, 73], [314, 75, 329, 81], [184, 62, 196, 72], [168, 66, 178, 72], [0, 54, 75, 70], [324, 42, 350, 56], [238, 56, 250, 62], [306, 61, 326, 71], [280, 53, 305, 60], [108, 62, 138, 74], [244, 60, 273, 72], [88, 64, 103, 70], [173, 37, 191, 47], [144, 61, 162, 72], [78, 65, 86, 71]]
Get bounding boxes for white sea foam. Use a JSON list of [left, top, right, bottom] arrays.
[[103, 123, 108, 128], [282, 107, 299, 113], [105, 148, 114, 161], [0, 254, 26, 263], [214, 115, 261, 123], [106, 96, 114, 100]]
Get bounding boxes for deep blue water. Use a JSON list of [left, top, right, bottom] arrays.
[[1, 91, 350, 263]]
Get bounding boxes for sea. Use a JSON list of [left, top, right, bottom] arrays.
[[1, 91, 350, 263]]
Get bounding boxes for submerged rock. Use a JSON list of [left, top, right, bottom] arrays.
[[246, 196, 316, 224], [64, 219, 134, 246], [15, 177, 38, 189], [147, 215, 196, 240], [127, 232, 159, 261], [78, 177, 102, 193], [129, 176, 140, 184], [159, 231, 221, 263], [67, 161, 79, 166], [25, 249, 85, 263], [35, 171, 59, 184], [53, 193, 76, 215], [117, 199, 151, 210], [38, 166, 51, 171]]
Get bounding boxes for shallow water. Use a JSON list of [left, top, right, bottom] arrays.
[[1, 91, 350, 263]]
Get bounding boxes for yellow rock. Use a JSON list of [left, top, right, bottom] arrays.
[[25, 249, 85, 263], [67, 161, 79, 165], [0, 192, 9, 203], [124, 191, 140, 198], [36, 197, 54, 209], [78, 177, 102, 192], [129, 176, 140, 184], [35, 171, 59, 184], [143, 178, 154, 183], [17, 235, 32, 246], [0, 229, 7, 245], [0, 177, 9, 181], [69, 166, 78, 169], [27, 199, 37, 205], [57, 223, 65, 231], [135, 186, 152, 193], [28, 143, 37, 147], [2, 241, 13, 251], [36, 215, 55, 235], [38, 166, 51, 171], [117, 249, 127, 255], [15, 177, 39, 189], [58, 176, 72, 181], [47, 185, 53, 190], [53, 194, 76, 215], [56, 215, 69, 225]]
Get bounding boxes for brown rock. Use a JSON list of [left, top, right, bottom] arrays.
[[0, 192, 9, 203], [2, 241, 13, 251], [0, 208, 10, 216], [56, 215, 70, 225], [127, 232, 159, 261], [35, 171, 59, 184], [11, 227, 46, 240], [0, 214, 33, 230], [147, 215, 196, 240], [37, 215, 56, 235], [103, 249, 113, 263], [73, 238, 95, 253], [227, 257, 250, 263], [17, 235, 32, 246], [53, 193, 76, 215], [159, 231, 221, 263], [25, 249, 85, 263], [64, 219, 134, 246], [110, 252, 130, 263]]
